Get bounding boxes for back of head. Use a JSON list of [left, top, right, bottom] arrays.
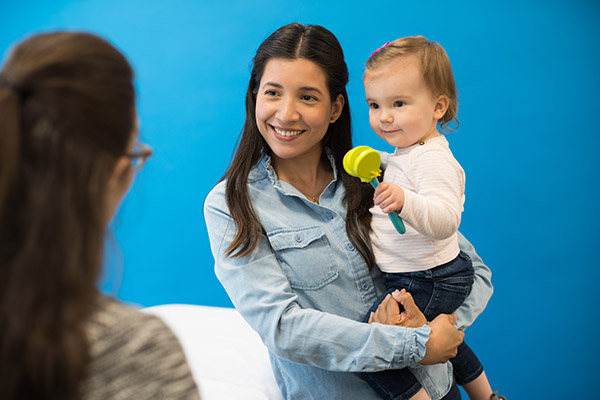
[[366, 36, 458, 130], [0, 31, 134, 399]]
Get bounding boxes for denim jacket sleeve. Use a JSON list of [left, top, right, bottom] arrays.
[[203, 181, 430, 373], [454, 232, 494, 330]]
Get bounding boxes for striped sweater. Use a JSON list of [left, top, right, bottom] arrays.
[[371, 135, 465, 273], [82, 295, 201, 399]]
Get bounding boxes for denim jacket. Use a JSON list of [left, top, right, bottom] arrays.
[[204, 151, 493, 400]]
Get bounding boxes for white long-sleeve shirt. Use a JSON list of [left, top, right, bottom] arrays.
[[371, 136, 465, 273]]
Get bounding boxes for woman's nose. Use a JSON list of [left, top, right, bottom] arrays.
[[277, 97, 300, 122]]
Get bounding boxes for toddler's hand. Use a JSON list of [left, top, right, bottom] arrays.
[[374, 182, 405, 214]]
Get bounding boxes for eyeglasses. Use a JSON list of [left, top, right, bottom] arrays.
[[125, 142, 153, 172]]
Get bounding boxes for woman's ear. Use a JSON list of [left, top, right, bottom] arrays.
[[108, 157, 132, 191], [433, 95, 450, 120], [104, 157, 134, 223], [330, 93, 345, 123]]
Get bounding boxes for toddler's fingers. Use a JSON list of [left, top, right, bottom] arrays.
[[381, 205, 394, 214]]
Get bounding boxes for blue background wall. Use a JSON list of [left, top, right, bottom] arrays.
[[2, 1, 598, 398]]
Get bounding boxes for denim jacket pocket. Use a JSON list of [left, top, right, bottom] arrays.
[[268, 226, 339, 290]]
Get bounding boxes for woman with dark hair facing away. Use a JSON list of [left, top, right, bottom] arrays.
[[0, 32, 200, 400], [204, 22, 493, 399]]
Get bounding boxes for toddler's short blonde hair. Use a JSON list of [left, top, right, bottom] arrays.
[[366, 36, 458, 131]]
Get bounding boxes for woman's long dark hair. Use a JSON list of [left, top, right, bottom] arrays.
[[222, 23, 375, 270], [0, 32, 135, 399]]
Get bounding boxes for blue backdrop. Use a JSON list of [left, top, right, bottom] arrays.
[[2, 1, 598, 398]]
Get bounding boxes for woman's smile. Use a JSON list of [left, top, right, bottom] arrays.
[[270, 124, 306, 138]]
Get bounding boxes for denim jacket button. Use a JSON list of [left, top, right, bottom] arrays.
[[361, 282, 369, 291], [325, 212, 333, 220], [346, 243, 355, 251], [295, 234, 302, 243]]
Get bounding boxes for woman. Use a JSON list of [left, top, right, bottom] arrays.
[[204, 23, 493, 399], [0, 32, 200, 399]]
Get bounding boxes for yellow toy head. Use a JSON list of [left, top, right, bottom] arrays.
[[343, 146, 381, 183]]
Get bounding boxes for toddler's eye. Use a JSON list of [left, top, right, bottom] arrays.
[[369, 103, 379, 110], [394, 101, 405, 107]]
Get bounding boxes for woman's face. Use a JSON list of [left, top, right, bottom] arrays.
[[104, 114, 143, 225], [255, 58, 343, 163]]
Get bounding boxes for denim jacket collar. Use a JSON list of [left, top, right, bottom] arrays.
[[251, 147, 339, 197]]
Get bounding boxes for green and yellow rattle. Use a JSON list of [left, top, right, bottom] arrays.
[[343, 146, 406, 234]]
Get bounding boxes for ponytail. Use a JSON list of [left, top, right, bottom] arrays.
[[0, 75, 91, 400]]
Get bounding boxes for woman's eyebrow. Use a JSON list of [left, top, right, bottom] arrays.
[[299, 86, 323, 95], [262, 82, 323, 95], [262, 82, 283, 89]]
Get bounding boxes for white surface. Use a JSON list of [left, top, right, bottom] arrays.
[[144, 304, 283, 400]]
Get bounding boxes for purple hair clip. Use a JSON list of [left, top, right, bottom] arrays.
[[371, 41, 390, 57]]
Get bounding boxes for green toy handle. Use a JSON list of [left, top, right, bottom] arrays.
[[369, 178, 406, 235]]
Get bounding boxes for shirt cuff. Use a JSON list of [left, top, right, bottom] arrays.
[[398, 325, 430, 367], [413, 325, 430, 363]]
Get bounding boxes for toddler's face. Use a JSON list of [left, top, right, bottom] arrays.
[[364, 56, 444, 148]]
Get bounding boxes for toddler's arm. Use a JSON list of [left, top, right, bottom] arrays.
[[397, 147, 464, 240]]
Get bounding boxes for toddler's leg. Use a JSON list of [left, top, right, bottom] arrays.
[[461, 371, 493, 400], [409, 388, 431, 400], [451, 342, 496, 400]]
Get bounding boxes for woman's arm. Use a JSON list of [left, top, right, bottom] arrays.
[[203, 184, 429, 373], [454, 232, 494, 330]]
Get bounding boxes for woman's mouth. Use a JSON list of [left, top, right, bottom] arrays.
[[271, 125, 305, 138]]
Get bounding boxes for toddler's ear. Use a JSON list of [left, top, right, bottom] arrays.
[[433, 95, 450, 120]]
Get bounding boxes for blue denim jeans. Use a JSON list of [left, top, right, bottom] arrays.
[[360, 251, 483, 400]]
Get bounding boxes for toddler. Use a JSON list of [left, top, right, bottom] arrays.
[[360, 36, 503, 400]]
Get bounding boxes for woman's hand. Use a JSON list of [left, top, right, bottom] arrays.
[[368, 289, 426, 328], [419, 314, 464, 365], [391, 289, 427, 328], [369, 292, 402, 325], [369, 289, 464, 365]]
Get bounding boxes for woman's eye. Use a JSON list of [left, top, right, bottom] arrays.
[[265, 90, 278, 96], [301, 94, 316, 102], [394, 101, 405, 107]]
